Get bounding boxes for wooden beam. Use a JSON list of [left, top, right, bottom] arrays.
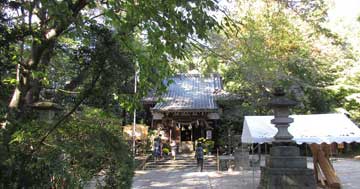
[[310, 144, 341, 189]]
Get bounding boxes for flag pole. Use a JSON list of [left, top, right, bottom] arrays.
[[132, 62, 138, 157]]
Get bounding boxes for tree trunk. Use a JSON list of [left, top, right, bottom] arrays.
[[7, 0, 88, 113], [122, 109, 127, 126], [8, 64, 22, 109]]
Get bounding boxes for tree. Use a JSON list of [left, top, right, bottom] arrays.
[[207, 0, 351, 112], [174, 0, 358, 140], [1, 0, 218, 113], [0, 0, 220, 187]]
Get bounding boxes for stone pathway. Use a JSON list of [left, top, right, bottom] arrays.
[[132, 157, 360, 189], [133, 167, 260, 189], [332, 158, 360, 189]]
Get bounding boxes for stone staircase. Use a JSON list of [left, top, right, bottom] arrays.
[[143, 153, 217, 171]]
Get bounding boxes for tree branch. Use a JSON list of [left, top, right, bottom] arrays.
[[34, 70, 101, 153], [189, 36, 238, 64]]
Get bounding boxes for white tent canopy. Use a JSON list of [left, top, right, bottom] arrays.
[[241, 113, 360, 144]]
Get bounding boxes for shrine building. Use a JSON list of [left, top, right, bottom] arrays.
[[143, 73, 224, 152]]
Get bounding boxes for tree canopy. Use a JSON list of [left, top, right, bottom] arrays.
[[174, 0, 360, 140], [0, 0, 219, 187]]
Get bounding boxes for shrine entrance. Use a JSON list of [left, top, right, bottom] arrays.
[[178, 123, 204, 152]]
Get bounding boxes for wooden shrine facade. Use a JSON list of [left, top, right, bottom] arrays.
[[152, 111, 220, 152]]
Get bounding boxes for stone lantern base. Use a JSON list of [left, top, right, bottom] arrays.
[[259, 145, 316, 189]]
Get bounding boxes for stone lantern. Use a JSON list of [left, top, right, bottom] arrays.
[[268, 87, 297, 143], [233, 134, 250, 171], [31, 101, 62, 123], [259, 87, 316, 189]]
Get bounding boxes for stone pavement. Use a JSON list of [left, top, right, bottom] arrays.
[[332, 158, 360, 189], [132, 157, 360, 189], [132, 167, 260, 189]]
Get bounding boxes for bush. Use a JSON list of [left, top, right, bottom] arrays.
[[0, 108, 134, 188], [162, 147, 170, 155], [162, 142, 170, 150], [205, 140, 215, 152], [196, 137, 214, 154]]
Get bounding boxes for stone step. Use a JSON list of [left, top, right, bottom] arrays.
[[144, 167, 217, 171], [145, 161, 217, 165], [146, 159, 217, 163], [148, 158, 217, 161], [156, 157, 217, 161], [144, 160, 217, 170], [143, 154, 219, 170], [147, 162, 217, 165], [145, 164, 217, 168], [144, 165, 217, 170]]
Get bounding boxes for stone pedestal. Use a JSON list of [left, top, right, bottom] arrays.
[[259, 146, 316, 189]]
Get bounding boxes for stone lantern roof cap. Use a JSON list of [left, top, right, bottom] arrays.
[[268, 87, 297, 107], [31, 101, 63, 111]]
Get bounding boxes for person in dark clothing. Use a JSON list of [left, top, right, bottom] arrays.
[[195, 142, 204, 172], [154, 135, 162, 162]]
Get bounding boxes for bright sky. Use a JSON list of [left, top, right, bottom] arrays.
[[328, 0, 360, 21], [325, 0, 360, 47]]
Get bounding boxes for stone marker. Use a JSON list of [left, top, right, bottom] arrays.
[[259, 87, 316, 189], [234, 146, 250, 171], [233, 135, 250, 171]]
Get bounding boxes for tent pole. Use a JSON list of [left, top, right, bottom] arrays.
[[251, 143, 253, 155], [258, 143, 261, 164], [265, 143, 267, 154], [251, 143, 255, 189], [251, 143, 254, 166]]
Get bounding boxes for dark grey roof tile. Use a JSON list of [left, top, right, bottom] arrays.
[[153, 74, 221, 111]]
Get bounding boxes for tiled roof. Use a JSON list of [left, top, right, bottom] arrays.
[[152, 74, 222, 112]]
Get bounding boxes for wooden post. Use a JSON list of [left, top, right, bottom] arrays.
[[310, 143, 341, 189], [191, 124, 193, 142], [217, 148, 220, 172], [170, 128, 172, 143], [179, 124, 182, 153]]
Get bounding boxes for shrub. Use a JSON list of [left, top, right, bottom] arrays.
[[205, 140, 215, 152], [195, 138, 214, 154], [0, 108, 134, 188], [162, 147, 170, 155]]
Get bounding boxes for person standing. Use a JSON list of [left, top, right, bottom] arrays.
[[158, 134, 163, 159], [154, 135, 161, 162], [195, 143, 204, 172]]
